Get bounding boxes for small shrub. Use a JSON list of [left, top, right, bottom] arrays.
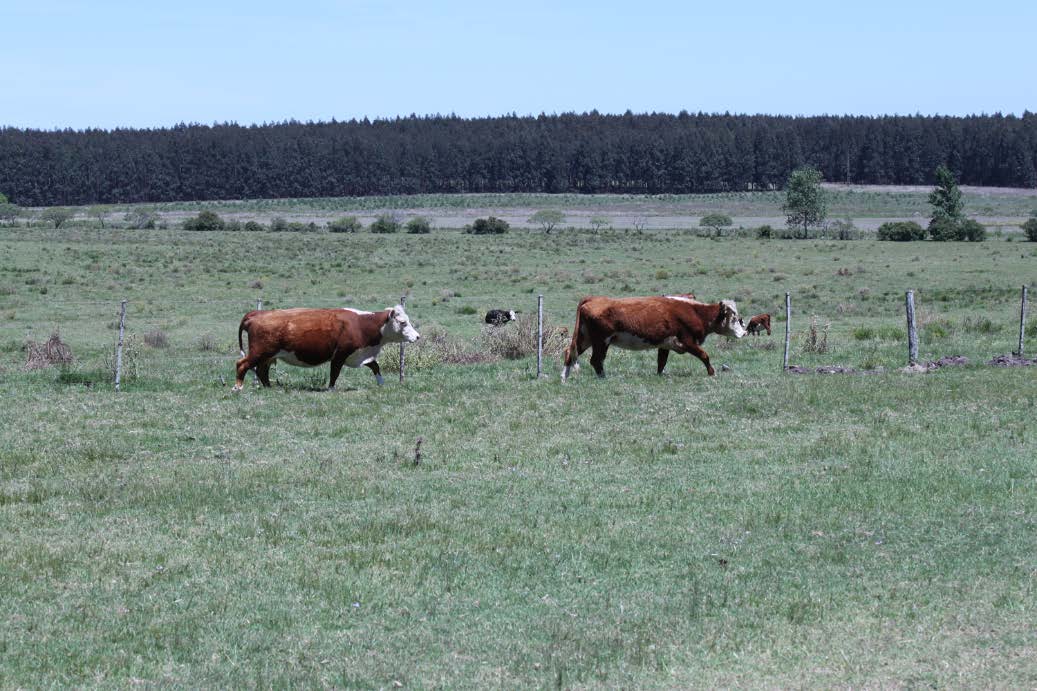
[[270, 217, 289, 232], [24, 332, 73, 370], [1023, 218, 1037, 242], [699, 213, 733, 237], [466, 216, 509, 235], [962, 316, 1002, 334], [244, 220, 266, 232], [143, 330, 169, 348], [756, 224, 774, 239], [370, 214, 401, 234], [198, 334, 220, 352], [249, 280, 263, 289], [406, 216, 432, 234], [960, 219, 986, 242], [480, 314, 568, 360], [328, 216, 362, 233], [183, 210, 225, 231], [801, 316, 829, 354], [224, 219, 242, 232], [457, 305, 477, 315], [124, 209, 158, 229], [655, 269, 670, 280], [877, 221, 926, 241]]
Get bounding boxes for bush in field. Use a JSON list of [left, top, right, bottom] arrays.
[[959, 219, 986, 242], [0, 202, 21, 226], [756, 224, 774, 239], [700, 213, 733, 237], [529, 209, 564, 233], [270, 217, 289, 232], [124, 209, 158, 229], [370, 214, 401, 234], [328, 216, 362, 233], [466, 216, 509, 235], [480, 313, 568, 360], [244, 221, 265, 232], [877, 221, 926, 241], [144, 330, 169, 348], [406, 216, 432, 234], [224, 219, 242, 232], [41, 207, 74, 228], [183, 210, 225, 231], [1023, 218, 1037, 242]]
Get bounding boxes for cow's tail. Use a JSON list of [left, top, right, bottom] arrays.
[[238, 312, 253, 357], [561, 298, 589, 380]]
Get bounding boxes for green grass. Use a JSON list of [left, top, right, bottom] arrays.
[[2, 210, 1037, 686]]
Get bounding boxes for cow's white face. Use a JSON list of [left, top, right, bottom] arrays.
[[718, 299, 747, 338], [382, 305, 421, 343]]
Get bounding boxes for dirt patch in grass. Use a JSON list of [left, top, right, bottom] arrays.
[[785, 356, 970, 375], [988, 354, 1037, 367]]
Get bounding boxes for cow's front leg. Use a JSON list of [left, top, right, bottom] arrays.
[[365, 360, 384, 386], [683, 341, 715, 376], [657, 348, 670, 375]]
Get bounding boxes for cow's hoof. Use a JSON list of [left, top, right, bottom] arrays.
[[231, 385, 243, 392], [375, 375, 385, 386]]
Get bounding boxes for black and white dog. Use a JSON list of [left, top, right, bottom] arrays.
[[484, 309, 517, 326]]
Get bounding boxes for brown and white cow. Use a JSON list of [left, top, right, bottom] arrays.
[[561, 295, 746, 380], [747, 313, 772, 336], [234, 305, 419, 390]]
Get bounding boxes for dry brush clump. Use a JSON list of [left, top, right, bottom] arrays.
[[144, 330, 169, 348], [380, 324, 494, 372], [480, 313, 569, 360], [801, 315, 830, 354], [24, 332, 73, 370]]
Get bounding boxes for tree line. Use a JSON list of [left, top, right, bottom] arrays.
[[1, 111, 1035, 206]]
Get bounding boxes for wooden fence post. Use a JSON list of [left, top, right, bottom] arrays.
[[783, 292, 791, 371], [537, 294, 544, 378], [257, 298, 262, 311], [398, 295, 406, 383], [905, 290, 918, 366], [114, 299, 127, 391], [1017, 285, 1028, 357]]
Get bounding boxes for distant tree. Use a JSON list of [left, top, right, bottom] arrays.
[[124, 209, 157, 229], [0, 192, 8, 203], [269, 217, 289, 232], [782, 167, 827, 238], [405, 216, 432, 234], [88, 206, 109, 228], [466, 216, 510, 234], [370, 214, 401, 233], [0, 202, 20, 226], [959, 218, 986, 242], [183, 210, 225, 231], [41, 207, 74, 228], [589, 215, 611, 231], [243, 221, 266, 232], [328, 216, 362, 233], [530, 209, 565, 233], [1023, 217, 1037, 242], [699, 213, 733, 237], [928, 165, 964, 223], [877, 221, 926, 241]]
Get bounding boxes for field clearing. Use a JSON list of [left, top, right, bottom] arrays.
[[2, 198, 1037, 686]]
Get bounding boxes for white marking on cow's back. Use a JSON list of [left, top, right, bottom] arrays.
[[273, 350, 319, 367], [345, 344, 382, 368], [341, 308, 373, 315], [665, 295, 702, 305]]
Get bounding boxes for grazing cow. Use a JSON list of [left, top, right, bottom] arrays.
[[484, 309, 517, 326], [234, 305, 420, 390], [747, 313, 772, 336], [561, 294, 746, 380]]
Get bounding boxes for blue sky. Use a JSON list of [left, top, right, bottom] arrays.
[[3, 0, 1034, 130]]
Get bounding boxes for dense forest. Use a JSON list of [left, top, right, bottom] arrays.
[[1, 112, 1035, 206]]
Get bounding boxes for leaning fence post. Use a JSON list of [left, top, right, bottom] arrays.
[[537, 294, 544, 378], [114, 299, 127, 391], [1017, 285, 1028, 356], [398, 294, 406, 383], [905, 290, 919, 366], [782, 292, 791, 371]]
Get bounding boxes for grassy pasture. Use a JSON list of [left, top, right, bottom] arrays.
[[2, 203, 1037, 687]]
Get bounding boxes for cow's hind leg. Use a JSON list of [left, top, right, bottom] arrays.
[[327, 355, 347, 390], [562, 336, 590, 380], [657, 349, 670, 375], [235, 352, 266, 390], [256, 360, 273, 387], [589, 343, 609, 378], [365, 360, 384, 386]]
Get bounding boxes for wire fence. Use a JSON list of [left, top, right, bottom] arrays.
[[9, 287, 1036, 389]]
